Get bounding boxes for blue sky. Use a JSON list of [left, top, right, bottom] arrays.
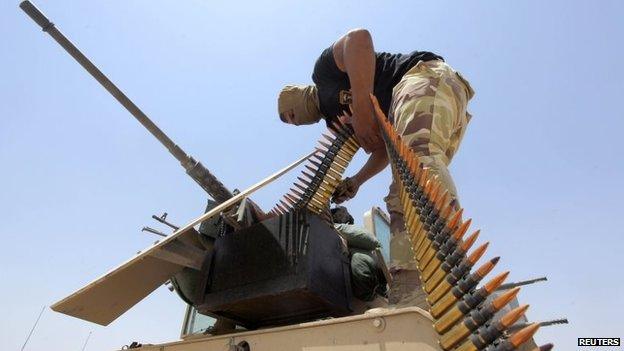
[[1, 0, 622, 350]]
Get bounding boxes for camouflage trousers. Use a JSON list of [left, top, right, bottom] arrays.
[[384, 60, 474, 274]]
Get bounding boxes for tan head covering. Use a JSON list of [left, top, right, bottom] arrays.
[[278, 85, 322, 125]]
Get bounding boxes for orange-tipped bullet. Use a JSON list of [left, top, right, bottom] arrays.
[[429, 255, 499, 313], [424, 241, 489, 294], [434, 271, 510, 330], [413, 203, 457, 259], [427, 228, 481, 280], [421, 222, 474, 280], [447, 208, 464, 231], [370, 93, 386, 122], [419, 168, 431, 188], [429, 252, 498, 305], [489, 324, 541, 351], [435, 190, 450, 211], [438, 287, 521, 350], [420, 218, 472, 270], [468, 305, 530, 350]]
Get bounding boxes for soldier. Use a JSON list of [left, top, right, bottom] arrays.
[[278, 29, 474, 308], [330, 206, 387, 302]]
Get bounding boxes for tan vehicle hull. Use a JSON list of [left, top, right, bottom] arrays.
[[129, 307, 441, 351]]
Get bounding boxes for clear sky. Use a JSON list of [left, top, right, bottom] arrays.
[[1, 0, 622, 350]]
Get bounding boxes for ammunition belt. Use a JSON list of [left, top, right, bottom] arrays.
[[270, 119, 359, 220], [370, 97, 553, 351]]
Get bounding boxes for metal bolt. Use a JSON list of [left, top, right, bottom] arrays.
[[372, 317, 385, 331]]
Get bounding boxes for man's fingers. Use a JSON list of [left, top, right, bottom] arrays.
[[332, 193, 349, 204]]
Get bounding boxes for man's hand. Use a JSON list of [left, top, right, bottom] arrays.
[[332, 176, 361, 204]]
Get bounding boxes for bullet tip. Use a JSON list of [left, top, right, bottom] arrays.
[[510, 323, 540, 347], [492, 286, 521, 310], [501, 304, 530, 327], [468, 242, 490, 263], [485, 271, 511, 292]]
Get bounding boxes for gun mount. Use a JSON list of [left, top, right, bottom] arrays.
[[188, 210, 353, 329], [20, 0, 360, 330]]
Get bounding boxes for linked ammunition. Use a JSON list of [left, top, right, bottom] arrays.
[[419, 188, 450, 234], [412, 193, 450, 241], [328, 123, 359, 151], [307, 162, 343, 182], [408, 181, 436, 246], [485, 324, 540, 351], [422, 229, 480, 281], [414, 207, 463, 261], [303, 166, 337, 185], [297, 175, 330, 199], [457, 305, 530, 350], [423, 201, 454, 240], [406, 176, 431, 219], [273, 122, 358, 217], [317, 140, 355, 159], [284, 194, 298, 207], [436, 190, 450, 211], [434, 271, 510, 329], [428, 255, 499, 312], [424, 241, 489, 295], [317, 147, 351, 167], [314, 151, 348, 171], [316, 174, 341, 189], [438, 287, 520, 350], [309, 157, 345, 176], [366, 93, 552, 349], [279, 199, 291, 211], [296, 177, 315, 195], [274, 204, 286, 214], [419, 218, 472, 270], [290, 187, 305, 199]]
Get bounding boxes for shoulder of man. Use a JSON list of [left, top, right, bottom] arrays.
[[312, 45, 344, 83]]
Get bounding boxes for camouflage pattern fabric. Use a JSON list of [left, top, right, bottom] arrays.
[[384, 60, 474, 274]]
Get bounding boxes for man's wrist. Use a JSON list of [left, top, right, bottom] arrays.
[[351, 99, 373, 116], [351, 174, 364, 186]]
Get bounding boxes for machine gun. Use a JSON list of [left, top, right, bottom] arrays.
[[20, 0, 366, 329], [20, 1, 233, 205]]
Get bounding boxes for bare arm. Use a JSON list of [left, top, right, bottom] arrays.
[[333, 147, 388, 204], [353, 147, 388, 186], [333, 29, 382, 152]]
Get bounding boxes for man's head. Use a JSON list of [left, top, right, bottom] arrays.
[[331, 206, 354, 225], [278, 85, 322, 125]]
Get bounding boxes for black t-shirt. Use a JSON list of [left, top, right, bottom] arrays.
[[312, 46, 443, 124]]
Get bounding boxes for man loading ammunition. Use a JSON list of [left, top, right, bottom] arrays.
[[278, 29, 474, 308]]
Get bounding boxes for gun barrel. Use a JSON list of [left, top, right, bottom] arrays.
[[496, 276, 547, 291], [507, 318, 569, 333], [20, 1, 233, 203]]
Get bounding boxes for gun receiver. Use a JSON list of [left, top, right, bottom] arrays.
[[19, 0, 233, 203]]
